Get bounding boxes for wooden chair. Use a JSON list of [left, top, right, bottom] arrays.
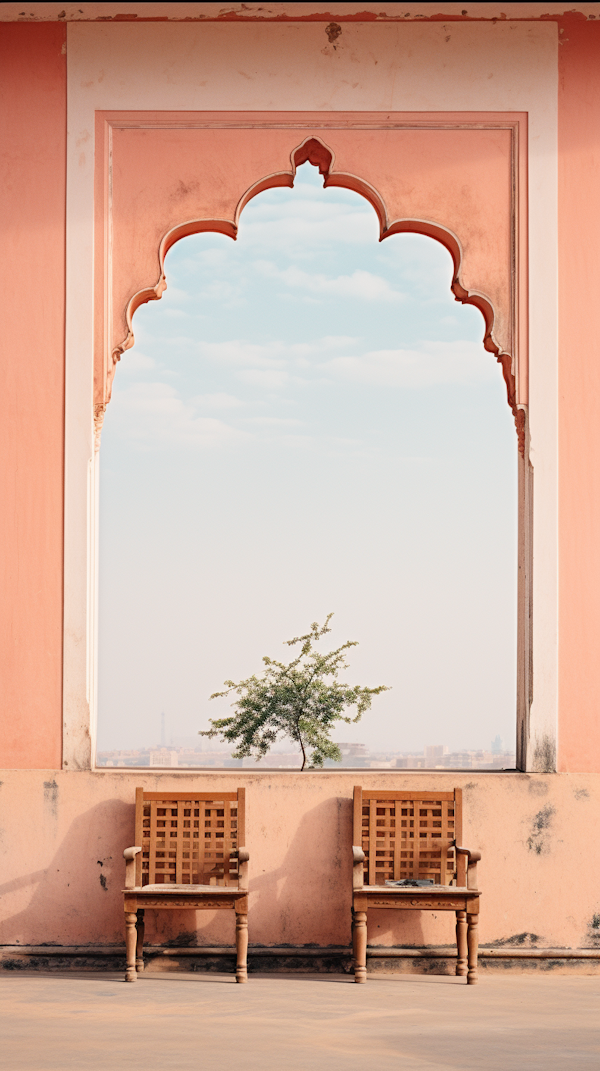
[[351, 787, 481, 984], [123, 788, 249, 983]]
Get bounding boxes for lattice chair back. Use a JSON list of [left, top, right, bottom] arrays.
[[134, 788, 245, 887], [353, 788, 463, 886]]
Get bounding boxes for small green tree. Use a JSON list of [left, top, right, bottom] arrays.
[[200, 615, 389, 770]]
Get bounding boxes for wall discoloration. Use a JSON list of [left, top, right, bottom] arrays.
[[486, 932, 541, 948], [325, 22, 342, 46], [526, 804, 555, 854], [0, 771, 599, 952], [528, 780, 549, 797], [42, 779, 58, 819], [533, 736, 557, 773], [574, 788, 590, 800], [585, 914, 600, 945]]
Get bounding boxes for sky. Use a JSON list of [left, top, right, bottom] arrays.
[[97, 163, 517, 758]]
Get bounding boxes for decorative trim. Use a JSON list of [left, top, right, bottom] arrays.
[[99, 118, 527, 455]]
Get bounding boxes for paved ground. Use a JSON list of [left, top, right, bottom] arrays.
[[0, 971, 599, 1071]]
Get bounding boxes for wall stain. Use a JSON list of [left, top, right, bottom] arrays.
[[99, 873, 107, 891], [528, 780, 549, 797], [533, 736, 556, 773], [587, 914, 600, 944], [486, 932, 540, 948], [574, 788, 590, 801], [173, 178, 200, 200], [527, 804, 555, 854], [43, 780, 59, 819], [325, 22, 342, 46]]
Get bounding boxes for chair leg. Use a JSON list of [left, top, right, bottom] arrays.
[[455, 910, 468, 977], [136, 909, 145, 973], [467, 912, 479, 985], [235, 912, 248, 983], [352, 910, 367, 983], [125, 912, 137, 982]]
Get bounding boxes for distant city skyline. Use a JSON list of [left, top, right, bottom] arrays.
[[98, 735, 516, 771]]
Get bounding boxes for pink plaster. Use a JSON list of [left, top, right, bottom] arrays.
[[0, 24, 66, 770], [558, 20, 600, 773], [0, 771, 597, 951], [94, 112, 526, 444]]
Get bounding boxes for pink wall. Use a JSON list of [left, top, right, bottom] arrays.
[[0, 24, 66, 770], [1, 770, 598, 951], [0, 23, 598, 782], [2, 10, 600, 962], [558, 19, 600, 773]]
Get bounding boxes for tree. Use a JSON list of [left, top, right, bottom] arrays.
[[200, 615, 389, 770]]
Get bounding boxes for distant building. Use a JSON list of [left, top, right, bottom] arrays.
[[338, 743, 368, 757], [149, 749, 179, 767], [424, 745, 446, 763]]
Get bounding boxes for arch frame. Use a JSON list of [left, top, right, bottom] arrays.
[[81, 110, 534, 772]]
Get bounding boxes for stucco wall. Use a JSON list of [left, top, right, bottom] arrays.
[[0, 24, 66, 769], [1, 771, 598, 952], [557, 18, 600, 772], [2, 6, 600, 960]]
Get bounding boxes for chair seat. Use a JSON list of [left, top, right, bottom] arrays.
[[126, 884, 241, 894], [364, 884, 475, 894]]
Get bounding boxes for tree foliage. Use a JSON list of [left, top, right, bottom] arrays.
[[200, 615, 389, 770]]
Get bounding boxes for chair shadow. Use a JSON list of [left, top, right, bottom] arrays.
[[0, 792, 431, 963]]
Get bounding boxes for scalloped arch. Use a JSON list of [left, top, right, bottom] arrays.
[[101, 134, 523, 454]]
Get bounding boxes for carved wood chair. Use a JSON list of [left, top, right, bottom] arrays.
[[351, 787, 481, 984], [123, 788, 249, 982]]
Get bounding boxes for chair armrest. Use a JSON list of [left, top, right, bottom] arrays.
[[237, 847, 249, 892], [455, 844, 481, 889], [123, 846, 141, 889], [352, 845, 365, 891]]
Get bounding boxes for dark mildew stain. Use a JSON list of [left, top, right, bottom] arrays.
[[486, 932, 540, 948], [574, 788, 590, 801], [43, 779, 59, 819], [325, 22, 342, 46], [166, 932, 198, 948], [99, 873, 107, 891], [527, 804, 555, 854], [533, 736, 556, 773], [528, 780, 549, 797], [587, 913, 600, 943]]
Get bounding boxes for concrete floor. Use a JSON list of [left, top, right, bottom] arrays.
[[0, 972, 599, 1071]]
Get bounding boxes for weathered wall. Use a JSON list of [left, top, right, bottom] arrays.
[[1, 6, 600, 962], [0, 24, 66, 769], [1, 771, 598, 952], [557, 18, 600, 773]]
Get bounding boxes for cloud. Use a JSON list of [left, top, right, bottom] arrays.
[[192, 392, 245, 410], [237, 196, 379, 254], [325, 340, 497, 389], [257, 263, 405, 303], [108, 382, 247, 449], [197, 335, 358, 371], [245, 416, 305, 427], [237, 369, 289, 390], [120, 351, 156, 372], [197, 340, 285, 369]]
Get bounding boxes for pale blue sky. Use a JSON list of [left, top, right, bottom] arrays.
[[98, 163, 517, 756]]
